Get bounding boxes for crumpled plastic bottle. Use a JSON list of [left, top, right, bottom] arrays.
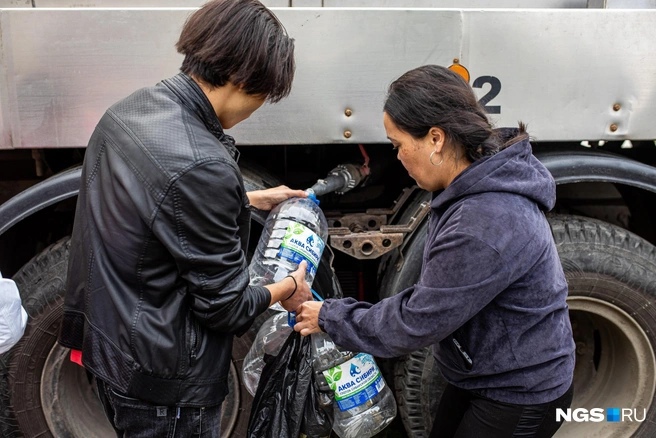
[[242, 309, 292, 396]]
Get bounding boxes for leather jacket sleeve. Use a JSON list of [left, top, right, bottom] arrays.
[[154, 158, 270, 334]]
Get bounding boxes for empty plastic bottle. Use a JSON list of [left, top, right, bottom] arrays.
[[242, 310, 291, 396], [312, 332, 397, 438], [249, 192, 328, 287]]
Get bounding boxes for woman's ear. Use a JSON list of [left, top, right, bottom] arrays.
[[429, 127, 446, 153]]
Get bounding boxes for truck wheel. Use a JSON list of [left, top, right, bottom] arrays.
[[389, 214, 656, 437], [392, 346, 445, 438], [0, 238, 255, 438], [550, 215, 656, 438]]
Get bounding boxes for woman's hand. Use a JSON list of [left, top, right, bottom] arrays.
[[247, 185, 307, 211], [293, 301, 324, 336]]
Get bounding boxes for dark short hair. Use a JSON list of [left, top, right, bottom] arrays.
[[384, 65, 523, 162], [176, 0, 295, 103]]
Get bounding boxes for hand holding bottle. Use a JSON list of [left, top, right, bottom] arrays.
[[246, 185, 308, 211], [280, 261, 312, 311], [293, 301, 324, 336]]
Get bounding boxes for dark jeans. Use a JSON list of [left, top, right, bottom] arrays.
[[430, 383, 574, 438], [96, 379, 222, 438]]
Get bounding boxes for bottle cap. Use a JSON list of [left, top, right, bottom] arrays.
[[287, 311, 296, 327], [307, 191, 320, 206]]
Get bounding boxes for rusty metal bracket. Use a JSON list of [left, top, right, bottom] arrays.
[[327, 188, 431, 260], [326, 213, 387, 232], [329, 231, 404, 260]]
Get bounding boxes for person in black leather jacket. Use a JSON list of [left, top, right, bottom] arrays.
[[57, 1, 310, 436]]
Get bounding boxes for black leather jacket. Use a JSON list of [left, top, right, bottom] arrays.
[[58, 73, 271, 407]]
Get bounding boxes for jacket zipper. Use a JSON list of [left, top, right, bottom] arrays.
[[452, 337, 473, 370], [189, 319, 199, 367]]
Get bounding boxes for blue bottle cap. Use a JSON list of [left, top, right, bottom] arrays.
[[307, 192, 320, 206]]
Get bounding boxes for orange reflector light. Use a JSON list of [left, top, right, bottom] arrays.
[[449, 62, 470, 83]]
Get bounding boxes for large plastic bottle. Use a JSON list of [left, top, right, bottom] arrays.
[[249, 192, 328, 287], [312, 332, 397, 438], [244, 193, 328, 396]]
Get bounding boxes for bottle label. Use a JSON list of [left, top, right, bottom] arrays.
[[277, 222, 325, 275], [322, 353, 385, 411]]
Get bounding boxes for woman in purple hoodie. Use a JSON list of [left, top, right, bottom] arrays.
[[293, 65, 575, 437]]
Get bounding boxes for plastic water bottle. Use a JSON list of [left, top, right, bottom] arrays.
[[244, 193, 328, 395], [242, 310, 291, 396], [312, 332, 397, 438], [249, 192, 328, 287]]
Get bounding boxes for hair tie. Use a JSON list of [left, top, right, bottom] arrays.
[[283, 275, 297, 300]]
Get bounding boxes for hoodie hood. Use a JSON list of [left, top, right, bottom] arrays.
[[432, 128, 555, 212]]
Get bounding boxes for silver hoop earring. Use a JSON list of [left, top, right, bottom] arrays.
[[429, 151, 444, 167]]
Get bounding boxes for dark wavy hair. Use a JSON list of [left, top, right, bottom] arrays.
[[176, 0, 295, 103], [384, 65, 525, 162]]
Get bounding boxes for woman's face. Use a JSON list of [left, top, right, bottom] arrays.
[[383, 112, 442, 191]]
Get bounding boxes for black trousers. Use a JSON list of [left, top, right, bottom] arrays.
[[430, 383, 573, 438]]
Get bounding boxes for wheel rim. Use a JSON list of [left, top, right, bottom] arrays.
[[40, 343, 241, 438], [557, 296, 656, 437], [40, 344, 114, 438]]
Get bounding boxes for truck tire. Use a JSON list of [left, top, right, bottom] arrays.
[[0, 238, 255, 438], [389, 214, 656, 438]]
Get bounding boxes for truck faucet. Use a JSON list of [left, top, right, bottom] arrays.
[[307, 145, 371, 196]]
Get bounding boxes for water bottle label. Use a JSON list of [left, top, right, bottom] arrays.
[[322, 353, 385, 411], [277, 222, 325, 274]]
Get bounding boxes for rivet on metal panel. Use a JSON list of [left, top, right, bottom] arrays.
[[453, 58, 460, 64], [345, 108, 353, 117], [613, 103, 621, 111], [344, 130, 352, 139], [610, 124, 618, 132]]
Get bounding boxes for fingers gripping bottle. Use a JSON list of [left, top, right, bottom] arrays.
[[312, 332, 397, 438], [249, 192, 328, 287]]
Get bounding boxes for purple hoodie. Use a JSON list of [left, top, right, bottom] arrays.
[[319, 131, 575, 405]]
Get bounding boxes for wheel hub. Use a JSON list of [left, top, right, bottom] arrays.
[[40, 344, 241, 437], [558, 296, 656, 437]]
